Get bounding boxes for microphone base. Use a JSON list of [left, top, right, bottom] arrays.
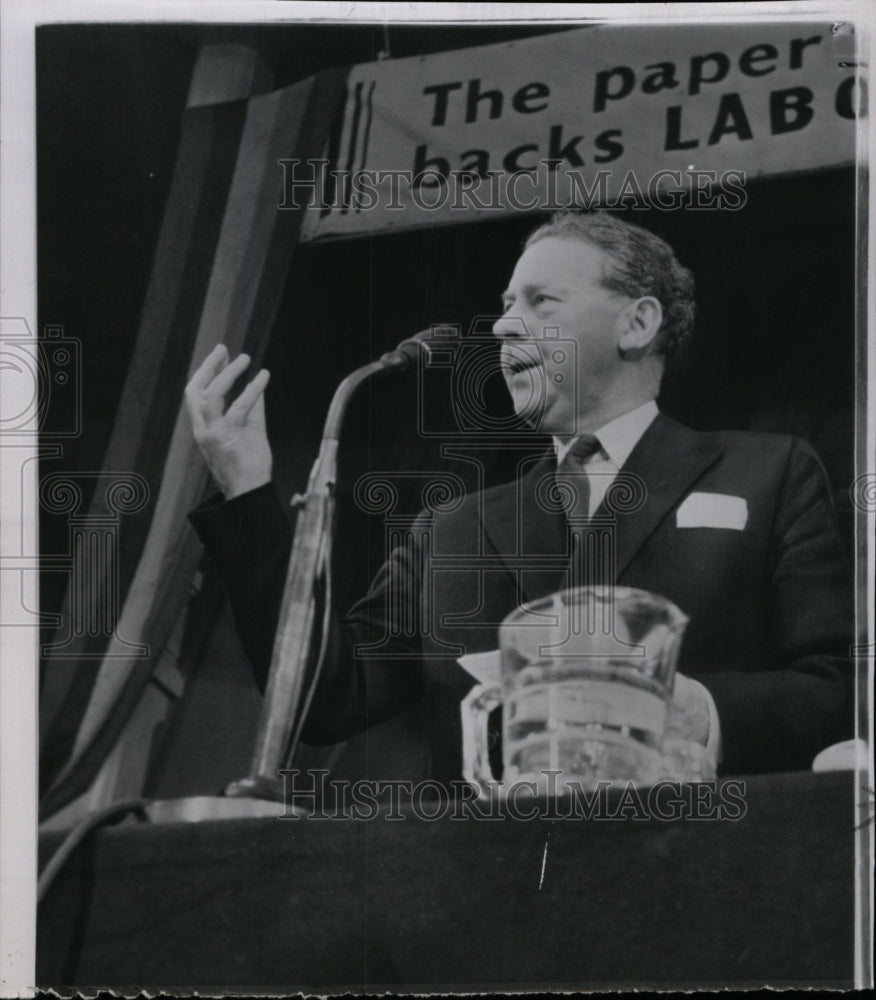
[[144, 794, 303, 824]]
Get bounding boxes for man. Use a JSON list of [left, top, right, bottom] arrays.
[[186, 211, 853, 782]]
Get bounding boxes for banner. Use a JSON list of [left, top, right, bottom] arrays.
[[296, 22, 858, 240]]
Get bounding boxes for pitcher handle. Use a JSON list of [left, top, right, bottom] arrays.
[[461, 682, 502, 798]]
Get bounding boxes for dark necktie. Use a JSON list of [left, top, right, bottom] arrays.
[[556, 433, 602, 522]]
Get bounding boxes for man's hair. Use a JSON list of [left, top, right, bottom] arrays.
[[524, 211, 695, 362]]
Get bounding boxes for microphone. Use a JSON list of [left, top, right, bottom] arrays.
[[248, 324, 457, 789], [321, 326, 457, 442], [378, 328, 443, 372]]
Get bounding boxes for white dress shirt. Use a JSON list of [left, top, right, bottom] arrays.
[[553, 400, 659, 517]]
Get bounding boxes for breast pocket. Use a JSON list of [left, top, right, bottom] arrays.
[[673, 526, 762, 551], [668, 527, 764, 573]]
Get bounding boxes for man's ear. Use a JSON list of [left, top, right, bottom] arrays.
[[618, 296, 663, 357]]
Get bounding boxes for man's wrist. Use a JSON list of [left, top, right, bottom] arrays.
[[189, 480, 287, 557], [221, 473, 272, 501]]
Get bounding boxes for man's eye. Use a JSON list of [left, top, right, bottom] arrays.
[[532, 294, 550, 306]]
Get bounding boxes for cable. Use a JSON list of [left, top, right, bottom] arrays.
[[37, 797, 151, 905]]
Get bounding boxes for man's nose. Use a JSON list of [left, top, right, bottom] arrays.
[[492, 312, 530, 341]]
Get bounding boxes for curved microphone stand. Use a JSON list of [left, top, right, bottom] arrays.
[[224, 332, 431, 806]]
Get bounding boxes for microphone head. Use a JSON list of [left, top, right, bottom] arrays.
[[380, 326, 456, 372]]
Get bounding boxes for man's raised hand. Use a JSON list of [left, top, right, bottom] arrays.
[[185, 344, 273, 500]]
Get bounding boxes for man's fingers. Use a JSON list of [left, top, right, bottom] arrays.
[[225, 369, 270, 423], [186, 343, 229, 393], [185, 349, 269, 447], [186, 345, 233, 432], [204, 352, 252, 399]]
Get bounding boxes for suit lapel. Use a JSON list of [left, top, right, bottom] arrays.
[[480, 451, 570, 604], [476, 416, 724, 599], [602, 414, 723, 580]]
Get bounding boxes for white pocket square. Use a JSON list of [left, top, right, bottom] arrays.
[[676, 492, 748, 530]]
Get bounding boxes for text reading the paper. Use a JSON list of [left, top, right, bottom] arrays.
[[413, 34, 859, 180]]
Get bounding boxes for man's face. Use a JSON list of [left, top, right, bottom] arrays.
[[493, 236, 633, 438]]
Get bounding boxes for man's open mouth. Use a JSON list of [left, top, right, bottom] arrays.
[[502, 349, 541, 375]]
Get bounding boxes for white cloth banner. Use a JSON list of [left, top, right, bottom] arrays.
[[296, 22, 858, 241]]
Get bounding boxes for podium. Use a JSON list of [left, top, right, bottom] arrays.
[[37, 771, 856, 991]]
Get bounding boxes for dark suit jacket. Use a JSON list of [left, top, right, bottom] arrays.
[[190, 414, 854, 780]]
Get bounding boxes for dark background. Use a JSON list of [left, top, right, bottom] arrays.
[[36, 22, 857, 796]]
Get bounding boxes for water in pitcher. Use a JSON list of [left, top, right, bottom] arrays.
[[499, 588, 687, 789], [503, 659, 669, 785]]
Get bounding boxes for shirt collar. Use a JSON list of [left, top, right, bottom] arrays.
[[553, 400, 659, 467]]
